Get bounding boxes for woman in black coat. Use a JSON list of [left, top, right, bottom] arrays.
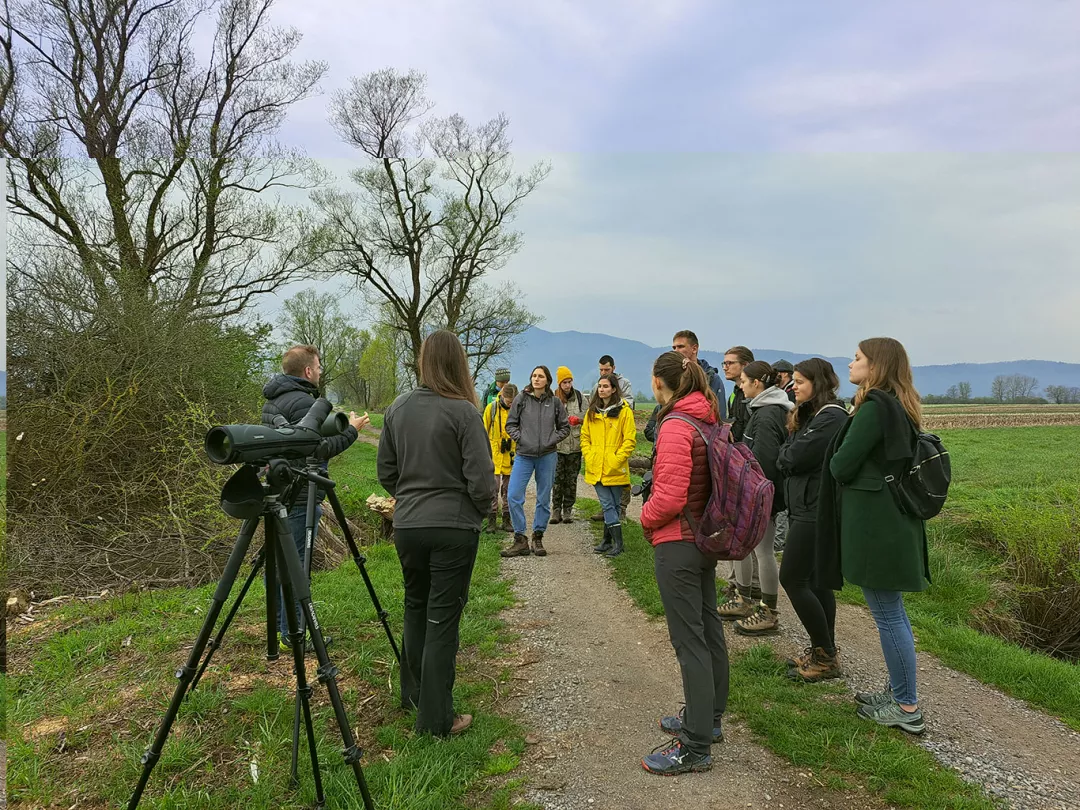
[[775, 359, 848, 682]]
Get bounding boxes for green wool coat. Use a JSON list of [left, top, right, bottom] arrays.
[[827, 400, 930, 592]]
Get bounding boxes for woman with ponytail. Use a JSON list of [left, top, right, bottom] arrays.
[[638, 352, 726, 777], [775, 359, 848, 681], [581, 374, 637, 557], [718, 361, 790, 636], [818, 337, 929, 735]]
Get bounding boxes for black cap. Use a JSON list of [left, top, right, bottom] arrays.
[[773, 359, 794, 373]]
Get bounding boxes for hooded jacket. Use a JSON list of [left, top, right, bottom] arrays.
[[776, 401, 848, 521], [556, 388, 587, 454], [581, 399, 637, 487], [505, 389, 571, 458], [640, 391, 717, 546], [261, 374, 359, 505], [483, 397, 516, 476], [743, 386, 796, 515]]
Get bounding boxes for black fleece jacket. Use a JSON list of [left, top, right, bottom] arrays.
[[776, 401, 848, 522]]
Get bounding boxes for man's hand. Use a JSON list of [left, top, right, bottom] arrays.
[[349, 411, 371, 432]]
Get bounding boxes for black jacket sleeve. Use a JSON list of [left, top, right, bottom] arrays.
[[644, 404, 660, 443], [777, 407, 847, 477], [321, 425, 359, 459], [459, 404, 497, 514], [749, 407, 788, 488]]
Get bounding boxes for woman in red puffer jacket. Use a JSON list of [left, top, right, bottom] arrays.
[[638, 351, 727, 778]]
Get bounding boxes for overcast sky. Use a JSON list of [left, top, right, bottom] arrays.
[[7, 1, 1079, 368]]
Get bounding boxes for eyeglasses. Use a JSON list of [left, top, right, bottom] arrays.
[[721, 361, 738, 367]]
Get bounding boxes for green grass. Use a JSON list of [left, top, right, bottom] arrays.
[[7, 440, 529, 809], [729, 646, 998, 809], [579, 513, 999, 808]]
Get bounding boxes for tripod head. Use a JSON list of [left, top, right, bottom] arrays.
[[219, 459, 296, 519]]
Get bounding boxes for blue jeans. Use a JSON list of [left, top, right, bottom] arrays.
[[862, 587, 918, 705], [593, 484, 625, 525], [508, 453, 557, 534], [278, 503, 322, 639]]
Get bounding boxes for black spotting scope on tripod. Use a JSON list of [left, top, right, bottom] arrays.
[[128, 398, 399, 810]]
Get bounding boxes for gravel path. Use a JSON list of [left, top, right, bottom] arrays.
[[497, 479, 891, 810], [610, 488, 1080, 810]]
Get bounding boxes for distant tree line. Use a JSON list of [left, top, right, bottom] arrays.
[[922, 375, 1080, 405]]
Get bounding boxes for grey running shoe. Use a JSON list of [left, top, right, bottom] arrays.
[[856, 699, 925, 735]]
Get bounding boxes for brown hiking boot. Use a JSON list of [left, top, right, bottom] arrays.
[[450, 713, 473, 735], [550, 508, 563, 525], [717, 592, 754, 619], [500, 533, 531, 557], [563, 509, 575, 524], [500, 514, 513, 532], [531, 530, 547, 557], [786, 646, 814, 669], [589, 512, 605, 522], [790, 647, 843, 682], [734, 603, 780, 636], [485, 511, 499, 532]]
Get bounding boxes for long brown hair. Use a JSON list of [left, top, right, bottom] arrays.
[[853, 337, 922, 428], [524, 365, 553, 396], [587, 373, 623, 415], [653, 351, 720, 422], [419, 330, 476, 406], [788, 358, 840, 432]]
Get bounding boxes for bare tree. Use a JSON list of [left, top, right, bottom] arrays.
[[991, 375, 1008, 401], [314, 68, 549, 383], [276, 288, 363, 396], [957, 381, 972, 401], [2, 0, 327, 325], [450, 281, 542, 382]]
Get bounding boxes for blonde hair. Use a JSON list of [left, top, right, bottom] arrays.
[[853, 337, 922, 428]]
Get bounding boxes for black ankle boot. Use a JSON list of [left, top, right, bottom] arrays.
[[593, 524, 613, 554], [604, 523, 624, 557]]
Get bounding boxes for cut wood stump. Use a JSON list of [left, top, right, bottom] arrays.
[[365, 494, 397, 541]]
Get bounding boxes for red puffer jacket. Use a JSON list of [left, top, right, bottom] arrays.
[[640, 391, 716, 546]]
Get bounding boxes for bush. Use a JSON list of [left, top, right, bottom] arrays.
[[7, 310, 271, 595], [970, 493, 1080, 660]]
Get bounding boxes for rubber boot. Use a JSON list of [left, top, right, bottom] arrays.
[[604, 523, 624, 558], [593, 524, 613, 554], [500, 533, 531, 557]]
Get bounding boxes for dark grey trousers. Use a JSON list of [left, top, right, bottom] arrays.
[[395, 527, 479, 736], [654, 540, 730, 756]]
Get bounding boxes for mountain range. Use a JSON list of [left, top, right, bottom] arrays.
[[494, 328, 1080, 399]]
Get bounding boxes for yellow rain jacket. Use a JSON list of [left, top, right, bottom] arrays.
[[483, 399, 516, 475], [581, 400, 637, 487]]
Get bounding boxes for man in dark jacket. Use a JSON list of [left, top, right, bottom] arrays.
[[645, 331, 730, 442], [262, 343, 369, 649], [773, 359, 796, 403], [723, 346, 754, 442]]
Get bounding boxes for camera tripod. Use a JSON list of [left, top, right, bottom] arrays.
[[129, 459, 397, 810]]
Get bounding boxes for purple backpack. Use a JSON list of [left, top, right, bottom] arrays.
[[662, 413, 775, 561]]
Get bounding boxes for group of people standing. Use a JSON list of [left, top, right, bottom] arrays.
[[482, 357, 638, 559], [375, 328, 931, 781]]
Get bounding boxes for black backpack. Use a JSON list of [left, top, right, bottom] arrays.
[[885, 427, 951, 520]]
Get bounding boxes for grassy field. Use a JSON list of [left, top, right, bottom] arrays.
[[6, 442, 533, 810]]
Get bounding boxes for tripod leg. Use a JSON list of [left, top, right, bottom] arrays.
[[271, 508, 377, 810], [266, 521, 280, 661], [324, 484, 402, 664], [273, 518, 327, 806], [128, 517, 259, 810], [188, 545, 266, 697]]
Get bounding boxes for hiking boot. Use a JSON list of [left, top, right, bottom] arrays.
[[562, 509, 575, 524], [789, 647, 842, 682], [590, 512, 604, 522], [717, 592, 754, 619], [531, 530, 547, 557], [604, 524, 624, 558], [659, 707, 723, 743], [619, 508, 628, 521], [485, 511, 499, 533], [500, 533, 531, 557], [500, 514, 513, 532], [641, 739, 712, 776], [855, 683, 894, 708], [734, 603, 780, 636], [550, 508, 563, 525], [450, 713, 473, 735], [593, 524, 613, 554], [857, 699, 925, 735], [718, 581, 738, 606], [785, 646, 813, 669]]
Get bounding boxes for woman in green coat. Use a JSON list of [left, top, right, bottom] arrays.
[[818, 337, 929, 736]]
